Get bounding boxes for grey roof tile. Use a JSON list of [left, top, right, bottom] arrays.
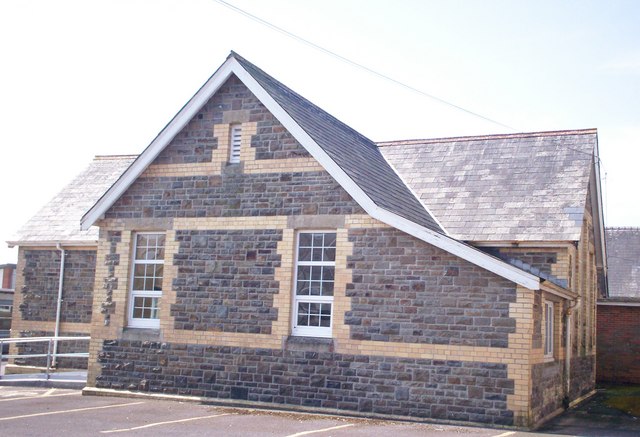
[[379, 130, 596, 241], [606, 227, 640, 298], [9, 156, 136, 245]]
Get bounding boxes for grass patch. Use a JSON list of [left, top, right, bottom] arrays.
[[601, 385, 640, 417]]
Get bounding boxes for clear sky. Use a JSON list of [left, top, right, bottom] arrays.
[[1, 0, 639, 263]]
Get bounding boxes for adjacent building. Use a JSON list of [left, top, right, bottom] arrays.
[[6, 156, 136, 367], [597, 227, 640, 384]]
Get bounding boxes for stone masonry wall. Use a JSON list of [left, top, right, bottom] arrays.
[[154, 75, 309, 165], [171, 229, 282, 333], [570, 355, 595, 399], [597, 305, 640, 383], [345, 228, 517, 347], [530, 360, 564, 425], [105, 170, 364, 220], [20, 249, 96, 323], [95, 339, 515, 425]]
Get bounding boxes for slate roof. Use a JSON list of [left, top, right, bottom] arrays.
[[232, 52, 443, 233], [379, 130, 597, 242], [8, 155, 136, 246], [606, 227, 640, 298]]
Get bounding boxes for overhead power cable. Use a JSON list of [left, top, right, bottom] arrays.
[[212, 0, 516, 131]]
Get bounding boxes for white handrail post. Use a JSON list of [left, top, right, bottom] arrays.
[[46, 338, 53, 380]]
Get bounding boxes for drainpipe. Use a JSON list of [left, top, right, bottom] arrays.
[[53, 243, 65, 368], [563, 297, 581, 406]]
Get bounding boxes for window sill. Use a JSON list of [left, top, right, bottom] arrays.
[[122, 327, 161, 341], [284, 336, 334, 353]]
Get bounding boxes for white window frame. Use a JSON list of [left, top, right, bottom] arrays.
[[128, 232, 165, 329], [544, 300, 555, 359], [229, 124, 242, 163], [292, 231, 336, 338]]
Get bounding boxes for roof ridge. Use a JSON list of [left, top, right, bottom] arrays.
[[377, 128, 598, 146], [606, 226, 640, 230], [94, 154, 139, 160]]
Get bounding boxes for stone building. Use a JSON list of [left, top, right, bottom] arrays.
[[597, 227, 640, 384], [9, 52, 606, 428], [7, 155, 135, 367]]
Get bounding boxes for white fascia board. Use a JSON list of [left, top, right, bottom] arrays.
[[591, 137, 607, 270], [540, 282, 578, 301], [81, 59, 238, 230], [233, 63, 539, 289]]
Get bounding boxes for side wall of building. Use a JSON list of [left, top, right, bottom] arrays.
[[86, 75, 538, 427], [507, 188, 597, 425], [597, 304, 640, 384], [10, 246, 95, 368]]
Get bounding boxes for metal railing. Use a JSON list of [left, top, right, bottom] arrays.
[[0, 336, 90, 380]]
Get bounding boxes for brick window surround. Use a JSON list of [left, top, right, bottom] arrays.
[[129, 233, 165, 328], [292, 231, 336, 337]]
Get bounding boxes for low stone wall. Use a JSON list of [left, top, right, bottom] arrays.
[[95, 339, 515, 425]]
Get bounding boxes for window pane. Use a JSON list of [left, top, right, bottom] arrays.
[[323, 248, 336, 262], [136, 234, 148, 247], [297, 313, 308, 326], [153, 247, 165, 260], [309, 282, 321, 295], [313, 234, 324, 246], [321, 281, 334, 296], [296, 281, 310, 296], [311, 266, 322, 280], [324, 233, 336, 248], [324, 266, 335, 281], [297, 266, 310, 281], [298, 247, 311, 262], [299, 233, 312, 247], [133, 277, 145, 290]]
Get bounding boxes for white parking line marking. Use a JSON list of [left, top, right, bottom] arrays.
[[0, 391, 80, 402], [43, 388, 57, 396], [100, 413, 231, 433], [285, 423, 355, 437], [0, 401, 145, 421], [492, 432, 516, 437]]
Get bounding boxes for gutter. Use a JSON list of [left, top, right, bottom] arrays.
[[53, 243, 65, 368]]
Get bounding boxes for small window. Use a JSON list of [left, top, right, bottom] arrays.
[[129, 233, 165, 328], [229, 124, 242, 163], [293, 232, 336, 337], [544, 301, 554, 358]]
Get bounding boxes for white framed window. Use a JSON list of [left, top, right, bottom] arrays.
[[128, 233, 165, 328], [229, 124, 242, 163], [544, 301, 554, 358], [292, 231, 336, 337]]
